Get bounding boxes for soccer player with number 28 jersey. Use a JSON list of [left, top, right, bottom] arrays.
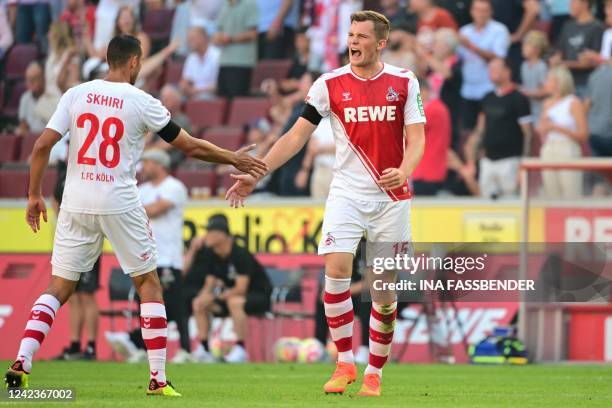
[[4, 35, 268, 396], [227, 11, 426, 397]]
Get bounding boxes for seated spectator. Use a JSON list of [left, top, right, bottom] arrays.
[[295, 116, 335, 199], [520, 30, 549, 126], [465, 58, 532, 199], [15, 0, 51, 52], [280, 27, 310, 93], [538, 66, 587, 198], [213, 0, 258, 98], [458, 0, 511, 131], [380, 0, 417, 33], [46, 21, 81, 98], [18, 62, 47, 135], [88, 0, 138, 59], [417, 28, 462, 147], [60, 0, 95, 53], [180, 26, 220, 100], [585, 61, 612, 157], [410, 0, 458, 48], [191, 214, 272, 363], [114, 6, 150, 58], [147, 84, 191, 169], [256, 0, 300, 60], [550, 0, 605, 97], [411, 80, 452, 196], [266, 71, 318, 196], [382, 24, 418, 71], [0, 1, 13, 59], [490, 0, 540, 80]]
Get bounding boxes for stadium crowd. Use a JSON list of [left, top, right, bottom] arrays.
[[0, 0, 611, 200]]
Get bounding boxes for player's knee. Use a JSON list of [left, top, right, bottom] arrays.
[[45, 276, 78, 305], [227, 296, 245, 311], [193, 294, 213, 312], [132, 271, 163, 302], [325, 265, 352, 279]]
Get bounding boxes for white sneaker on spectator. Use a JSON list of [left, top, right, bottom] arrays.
[[126, 349, 148, 363], [105, 331, 138, 359], [224, 344, 248, 363], [355, 345, 369, 365], [171, 348, 192, 364], [191, 346, 217, 363]]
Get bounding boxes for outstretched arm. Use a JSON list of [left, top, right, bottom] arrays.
[[167, 126, 268, 178], [27, 129, 62, 232], [226, 115, 317, 207], [262, 117, 317, 173]]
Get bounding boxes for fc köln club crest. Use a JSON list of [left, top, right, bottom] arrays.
[[386, 86, 399, 102]]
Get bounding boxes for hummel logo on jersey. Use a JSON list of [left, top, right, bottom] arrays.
[[344, 105, 397, 123], [386, 87, 399, 102], [342, 92, 352, 101]]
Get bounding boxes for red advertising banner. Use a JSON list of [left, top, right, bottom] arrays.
[[0, 254, 518, 363]]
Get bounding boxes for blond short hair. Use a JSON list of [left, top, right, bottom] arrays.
[[350, 10, 391, 41], [524, 30, 549, 56], [549, 66, 575, 96]]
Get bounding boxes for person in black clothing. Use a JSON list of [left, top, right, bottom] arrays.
[[464, 57, 533, 199], [191, 214, 272, 363]]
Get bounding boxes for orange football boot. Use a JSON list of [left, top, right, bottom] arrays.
[[357, 373, 381, 397], [323, 361, 357, 394]]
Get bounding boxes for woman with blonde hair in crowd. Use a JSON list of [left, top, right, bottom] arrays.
[[47, 20, 81, 97], [538, 66, 588, 199], [113, 6, 150, 58]]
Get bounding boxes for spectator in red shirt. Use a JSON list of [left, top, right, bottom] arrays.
[[411, 79, 452, 196], [60, 0, 95, 52], [410, 0, 458, 34]]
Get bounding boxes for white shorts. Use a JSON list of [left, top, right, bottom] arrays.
[[318, 193, 412, 265], [51, 206, 157, 281]]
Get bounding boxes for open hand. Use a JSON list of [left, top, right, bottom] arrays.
[[225, 174, 258, 208], [26, 196, 48, 233], [233, 144, 268, 179]]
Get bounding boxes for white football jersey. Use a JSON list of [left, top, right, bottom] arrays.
[[46, 80, 171, 214]]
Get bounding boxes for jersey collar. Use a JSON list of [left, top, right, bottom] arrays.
[[350, 63, 385, 82]]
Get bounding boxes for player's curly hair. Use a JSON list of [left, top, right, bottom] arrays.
[[350, 10, 390, 41]]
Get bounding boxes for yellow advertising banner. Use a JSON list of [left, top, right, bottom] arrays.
[[0, 201, 544, 253]]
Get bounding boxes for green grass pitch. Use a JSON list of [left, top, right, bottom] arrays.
[[2, 361, 612, 407]]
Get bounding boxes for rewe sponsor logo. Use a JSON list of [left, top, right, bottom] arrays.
[[0, 305, 14, 329], [344, 105, 397, 122]]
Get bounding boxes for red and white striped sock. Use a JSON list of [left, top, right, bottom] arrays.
[[323, 276, 354, 364], [140, 302, 167, 385], [16, 294, 61, 372], [365, 302, 397, 377]]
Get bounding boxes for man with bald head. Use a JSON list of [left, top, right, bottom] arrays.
[[18, 62, 47, 135], [180, 26, 220, 100]]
